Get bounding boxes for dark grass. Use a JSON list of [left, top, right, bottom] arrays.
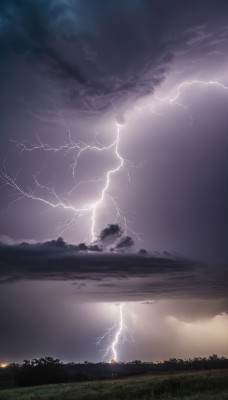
[[0, 369, 228, 400]]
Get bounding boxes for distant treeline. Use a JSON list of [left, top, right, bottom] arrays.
[[0, 355, 228, 388]]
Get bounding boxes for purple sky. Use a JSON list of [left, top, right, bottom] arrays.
[[0, 0, 228, 363]]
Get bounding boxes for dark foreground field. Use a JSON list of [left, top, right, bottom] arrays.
[[0, 369, 228, 400]]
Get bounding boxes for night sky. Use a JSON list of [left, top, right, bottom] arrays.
[[0, 0, 228, 363]]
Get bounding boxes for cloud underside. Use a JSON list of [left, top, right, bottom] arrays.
[[0, 243, 227, 301], [1, 0, 228, 115]]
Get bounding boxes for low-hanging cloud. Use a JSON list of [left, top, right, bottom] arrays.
[[116, 236, 134, 249], [98, 223, 122, 243], [0, 241, 227, 302]]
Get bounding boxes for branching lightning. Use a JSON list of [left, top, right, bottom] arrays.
[[161, 80, 228, 102], [1, 78, 228, 362], [1, 79, 227, 243], [0, 123, 140, 242], [96, 304, 133, 362], [154, 79, 228, 125], [134, 79, 228, 126]]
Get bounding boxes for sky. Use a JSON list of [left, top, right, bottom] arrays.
[[0, 0, 228, 363]]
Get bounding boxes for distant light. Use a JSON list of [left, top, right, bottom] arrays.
[[0, 363, 8, 368]]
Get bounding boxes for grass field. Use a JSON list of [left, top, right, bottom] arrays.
[[0, 369, 228, 400]]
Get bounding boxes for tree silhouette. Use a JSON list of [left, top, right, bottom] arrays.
[[15, 357, 69, 386]]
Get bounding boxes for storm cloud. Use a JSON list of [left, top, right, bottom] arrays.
[[1, 0, 228, 364], [0, 241, 227, 302], [1, 0, 228, 115]]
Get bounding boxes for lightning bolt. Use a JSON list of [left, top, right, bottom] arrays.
[[1, 123, 140, 242], [160, 80, 228, 102], [96, 304, 133, 362], [90, 123, 124, 242], [154, 79, 228, 125], [2, 79, 227, 243], [133, 79, 228, 126]]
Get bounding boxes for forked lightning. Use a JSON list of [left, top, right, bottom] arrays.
[[1, 123, 135, 242], [1, 79, 228, 243], [96, 304, 133, 362]]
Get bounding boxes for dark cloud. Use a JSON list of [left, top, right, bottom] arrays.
[[0, 241, 190, 282], [0, 0, 169, 113], [0, 241, 227, 302], [1, 0, 228, 115], [41, 238, 103, 252], [71, 281, 86, 290], [88, 244, 102, 252], [98, 224, 122, 244], [116, 236, 134, 249], [138, 249, 148, 255]]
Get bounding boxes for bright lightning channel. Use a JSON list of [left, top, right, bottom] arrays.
[[96, 80, 228, 360], [160, 80, 228, 102], [0, 123, 139, 242], [96, 304, 132, 363], [2, 79, 227, 242], [134, 79, 228, 125], [154, 79, 228, 125]]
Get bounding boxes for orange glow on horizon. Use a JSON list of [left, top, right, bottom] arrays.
[[0, 363, 8, 368]]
